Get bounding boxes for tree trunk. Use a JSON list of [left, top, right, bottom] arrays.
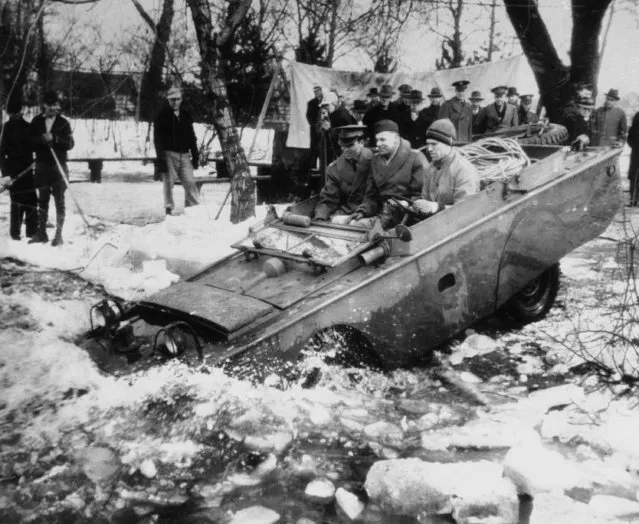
[[133, 0, 174, 122], [569, 0, 613, 98], [503, 0, 570, 122], [504, 0, 612, 122], [187, 0, 255, 224]]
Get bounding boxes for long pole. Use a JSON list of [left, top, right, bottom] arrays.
[[48, 145, 91, 229], [247, 63, 280, 161]]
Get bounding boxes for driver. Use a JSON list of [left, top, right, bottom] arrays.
[[413, 119, 480, 216], [313, 125, 372, 224], [349, 119, 428, 229]]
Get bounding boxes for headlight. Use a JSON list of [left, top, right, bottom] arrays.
[[153, 321, 203, 360], [90, 298, 124, 332]]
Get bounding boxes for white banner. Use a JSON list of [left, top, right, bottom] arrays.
[[287, 55, 537, 149]]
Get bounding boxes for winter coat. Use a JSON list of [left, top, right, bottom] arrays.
[[314, 147, 373, 220], [560, 110, 591, 144], [421, 149, 480, 206], [438, 98, 473, 143], [398, 108, 432, 149], [153, 105, 198, 171], [0, 117, 34, 192], [474, 103, 519, 134], [28, 113, 74, 163], [357, 138, 428, 217], [589, 106, 627, 146], [518, 106, 539, 125]]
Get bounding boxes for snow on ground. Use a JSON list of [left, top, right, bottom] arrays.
[[1, 118, 639, 522]]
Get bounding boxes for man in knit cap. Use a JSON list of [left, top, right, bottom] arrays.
[[350, 119, 428, 229], [413, 118, 480, 216], [314, 125, 372, 224]]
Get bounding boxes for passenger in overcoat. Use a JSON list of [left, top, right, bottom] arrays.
[[438, 80, 473, 143]]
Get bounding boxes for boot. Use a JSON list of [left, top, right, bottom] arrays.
[[51, 232, 64, 247], [28, 211, 49, 244], [51, 208, 65, 247]]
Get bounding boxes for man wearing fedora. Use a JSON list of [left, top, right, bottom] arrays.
[[397, 90, 431, 149], [507, 87, 520, 108], [423, 87, 443, 132], [590, 88, 627, 147], [413, 118, 480, 217], [28, 90, 74, 246], [438, 80, 473, 143], [393, 84, 413, 115], [306, 85, 324, 175], [314, 125, 372, 223], [518, 94, 539, 125], [561, 94, 595, 150], [154, 85, 200, 216], [363, 84, 401, 146], [469, 90, 484, 136], [473, 86, 518, 135], [366, 87, 380, 109], [350, 119, 428, 229], [352, 100, 368, 125]]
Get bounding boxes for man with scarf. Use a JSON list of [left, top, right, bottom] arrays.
[[349, 119, 428, 229]]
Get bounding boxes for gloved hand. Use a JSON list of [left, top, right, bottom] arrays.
[[348, 212, 365, 223], [192, 155, 199, 170], [571, 134, 589, 151], [413, 199, 439, 216]]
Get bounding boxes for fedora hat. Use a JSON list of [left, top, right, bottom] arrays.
[[507, 87, 519, 97], [604, 88, 620, 100], [408, 89, 424, 102], [353, 99, 368, 112], [367, 87, 379, 96], [379, 84, 394, 98], [337, 124, 367, 147], [398, 84, 413, 94], [520, 94, 534, 102], [469, 90, 483, 101], [42, 90, 59, 105], [427, 87, 443, 98]]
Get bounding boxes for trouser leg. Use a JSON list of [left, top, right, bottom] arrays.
[[23, 189, 38, 237], [177, 153, 200, 207], [51, 179, 66, 246], [30, 185, 51, 243], [164, 152, 177, 211], [9, 198, 22, 239]]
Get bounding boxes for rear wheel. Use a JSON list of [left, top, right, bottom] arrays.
[[504, 264, 560, 322]]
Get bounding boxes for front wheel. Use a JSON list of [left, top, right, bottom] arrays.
[[504, 264, 560, 322]]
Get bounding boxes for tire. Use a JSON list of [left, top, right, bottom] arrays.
[[504, 264, 560, 322], [518, 123, 569, 146]]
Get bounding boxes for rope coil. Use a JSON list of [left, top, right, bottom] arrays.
[[459, 137, 530, 186]]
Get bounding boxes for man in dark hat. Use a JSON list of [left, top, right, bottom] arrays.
[[319, 91, 357, 168], [352, 99, 368, 125], [393, 84, 413, 115], [628, 111, 639, 206], [518, 94, 539, 125], [314, 125, 372, 223], [590, 88, 627, 147], [413, 118, 480, 217], [366, 87, 380, 109], [363, 84, 402, 146], [28, 90, 74, 246], [438, 80, 473, 143], [0, 95, 37, 240], [473, 85, 518, 134], [350, 119, 428, 229], [561, 95, 595, 149], [423, 87, 443, 132], [397, 90, 430, 149], [561, 82, 594, 125], [306, 85, 324, 174], [469, 90, 484, 136], [507, 87, 520, 107]]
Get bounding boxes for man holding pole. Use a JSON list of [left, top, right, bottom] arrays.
[[28, 90, 74, 246], [0, 95, 37, 240]]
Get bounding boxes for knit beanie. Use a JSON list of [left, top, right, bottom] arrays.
[[374, 119, 399, 135], [426, 119, 457, 146]]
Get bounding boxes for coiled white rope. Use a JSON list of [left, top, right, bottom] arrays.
[[459, 137, 530, 185]]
